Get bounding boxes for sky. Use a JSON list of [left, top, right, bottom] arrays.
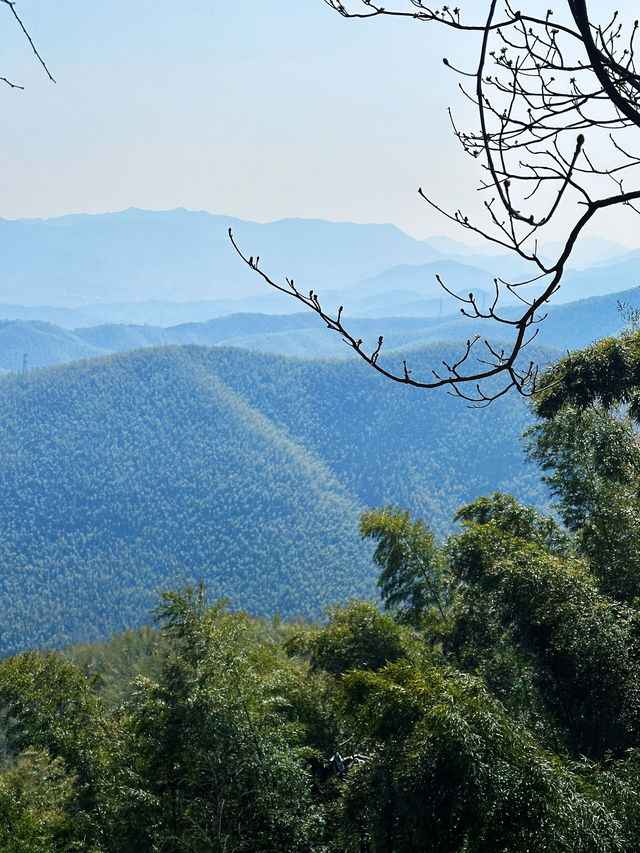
[[2, 0, 639, 245]]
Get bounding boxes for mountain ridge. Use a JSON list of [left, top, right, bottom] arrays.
[[0, 208, 635, 313], [2, 285, 639, 372]]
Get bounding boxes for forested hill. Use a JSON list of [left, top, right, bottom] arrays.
[[0, 343, 550, 653], [0, 348, 374, 654], [1, 284, 639, 373]]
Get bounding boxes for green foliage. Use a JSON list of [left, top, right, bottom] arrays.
[[289, 601, 411, 678], [454, 492, 573, 556], [534, 326, 640, 420], [447, 520, 640, 760], [528, 326, 640, 603], [0, 652, 126, 849], [0, 752, 77, 853], [339, 662, 623, 852], [324, 475, 640, 848], [277, 490, 640, 850], [0, 654, 107, 792], [0, 587, 326, 852], [3, 548, 640, 850], [123, 583, 324, 852], [361, 506, 446, 626], [60, 625, 167, 706], [527, 405, 640, 602]]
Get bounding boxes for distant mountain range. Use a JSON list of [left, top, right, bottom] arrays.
[[0, 208, 636, 325], [0, 208, 445, 307], [1, 286, 639, 374]]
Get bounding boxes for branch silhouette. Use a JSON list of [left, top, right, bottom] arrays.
[[232, 1, 640, 402], [0, 0, 54, 88]]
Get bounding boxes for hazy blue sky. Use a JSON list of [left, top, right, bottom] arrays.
[[2, 1, 638, 245]]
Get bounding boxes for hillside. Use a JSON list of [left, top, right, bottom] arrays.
[[0, 343, 550, 653], [0, 348, 374, 653], [2, 285, 639, 372], [195, 344, 550, 527]]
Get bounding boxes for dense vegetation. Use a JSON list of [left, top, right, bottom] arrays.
[[2, 323, 640, 848], [0, 342, 551, 653], [0, 347, 374, 654], [0, 318, 640, 853]]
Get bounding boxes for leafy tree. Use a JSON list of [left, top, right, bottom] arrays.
[[453, 492, 572, 556], [447, 506, 640, 760], [0, 586, 330, 851], [361, 506, 447, 627], [0, 751, 76, 853], [124, 582, 325, 852], [321, 470, 640, 849], [338, 661, 625, 852], [287, 600, 412, 680], [528, 327, 640, 602], [534, 327, 640, 420], [0, 651, 125, 849]]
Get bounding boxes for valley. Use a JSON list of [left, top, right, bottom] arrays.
[[0, 210, 638, 653]]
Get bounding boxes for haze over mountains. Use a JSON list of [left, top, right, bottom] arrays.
[[1, 208, 445, 307], [2, 286, 640, 375], [0, 208, 636, 327]]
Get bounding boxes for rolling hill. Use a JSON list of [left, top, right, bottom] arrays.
[[0, 342, 551, 654], [0, 348, 374, 653], [2, 285, 639, 372]]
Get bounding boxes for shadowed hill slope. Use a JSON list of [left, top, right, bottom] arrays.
[[0, 342, 551, 653], [0, 348, 375, 653]]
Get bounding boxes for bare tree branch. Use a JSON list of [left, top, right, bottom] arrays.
[[1, 0, 54, 87], [231, 1, 640, 402]]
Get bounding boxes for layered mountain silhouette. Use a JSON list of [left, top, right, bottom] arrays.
[[0, 209, 634, 320], [2, 285, 639, 373]]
